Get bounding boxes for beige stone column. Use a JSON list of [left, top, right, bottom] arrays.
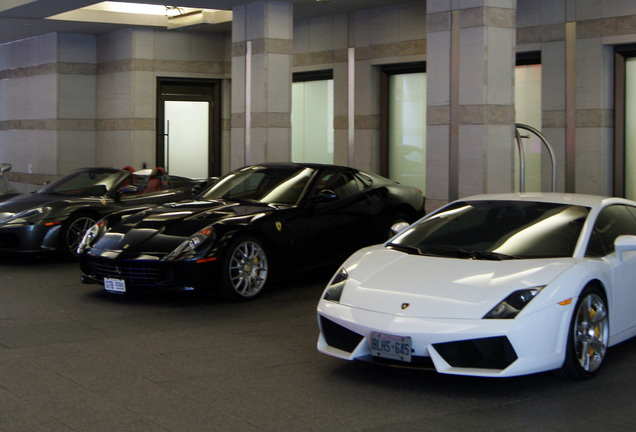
[[231, 1, 293, 169], [426, 0, 516, 209]]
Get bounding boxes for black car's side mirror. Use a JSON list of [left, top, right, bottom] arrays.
[[191, 177, 218, 196], [313, 189, 338, 203]]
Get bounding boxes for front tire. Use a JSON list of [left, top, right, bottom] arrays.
[[61, 213, 98, 259], [218, 237, 269, 301], [559, 285, 609, 379]]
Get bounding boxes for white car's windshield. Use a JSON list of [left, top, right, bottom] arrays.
[[390, 200, 590, 259]]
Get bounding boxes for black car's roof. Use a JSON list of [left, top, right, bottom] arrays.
[[232, 162, 358, 173]]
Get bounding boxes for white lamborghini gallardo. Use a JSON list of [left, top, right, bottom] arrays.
[[317, 193, 636, 378]]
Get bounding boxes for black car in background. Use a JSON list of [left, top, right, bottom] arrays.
[[79, 163, 426, 301], [0, 166, 205, 258]]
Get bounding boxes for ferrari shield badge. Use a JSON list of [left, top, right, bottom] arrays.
[[275, 221, 282, 232], [401, 303, 410, 310]]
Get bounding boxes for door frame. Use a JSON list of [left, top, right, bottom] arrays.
[[292, 69, 334, 164], [614, 45, 636, 197], [156, 78, 222, 177], [379, 62, 426, 179]]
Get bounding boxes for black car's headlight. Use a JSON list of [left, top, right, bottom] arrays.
[[484, 287, 544, 319], [322, 268, 348, 303], [165, 227, 215, 261], [78, 219, 107, 253], [0, 206, 52, 224]]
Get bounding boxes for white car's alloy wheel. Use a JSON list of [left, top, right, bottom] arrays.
[[573, 291, 609, 373], [560, 285, 609, 379]]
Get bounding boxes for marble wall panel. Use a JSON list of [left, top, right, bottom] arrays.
[[96, 71, 134, 119], [153, 31, 191, 61], [58, 33, 96, 63], [0, 129, 57, 175], [96, 130, 133, 168], [97, 29, 133, 63], [58, 130, 96, 173], [58, 74, 96, 119]]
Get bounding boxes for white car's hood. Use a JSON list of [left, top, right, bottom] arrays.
[[339, 247, 575, 319]]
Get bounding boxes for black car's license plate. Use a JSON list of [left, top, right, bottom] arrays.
[[370, 332, 412, 362], [104, 277, 126, 294]]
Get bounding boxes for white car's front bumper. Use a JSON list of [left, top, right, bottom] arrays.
[[317, 299, 574, 377]]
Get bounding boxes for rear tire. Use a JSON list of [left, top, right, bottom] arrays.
[[558, 285, 609, 379], [218, 236, 269, 301]]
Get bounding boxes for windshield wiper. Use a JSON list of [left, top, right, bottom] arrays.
[[419, 244, 519, 260], [386, 243, 422, 255], [465, 250, 519, 261]]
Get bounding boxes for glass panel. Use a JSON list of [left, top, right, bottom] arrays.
[[586, 205, 636, 256], [392, 200, 589, 259], [626, 59, 636, 200], [291, 80, 334, 164], [514, 64, 542, 192], [388, 73, 426, 194], [164, 101, 209, 179]]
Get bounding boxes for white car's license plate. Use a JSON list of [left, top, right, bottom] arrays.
[[370, 332, 412, 362], [104, 277, 126, 294]]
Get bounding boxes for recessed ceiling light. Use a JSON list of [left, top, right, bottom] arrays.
[[47, 1, 231, 29]]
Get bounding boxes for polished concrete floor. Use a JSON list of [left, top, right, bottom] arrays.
[[1, 256, 636, 432]]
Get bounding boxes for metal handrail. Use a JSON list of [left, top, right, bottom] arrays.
[[514, 123, 557, 193]]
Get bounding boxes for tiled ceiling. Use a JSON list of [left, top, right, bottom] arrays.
[[0, 0, 417, 44]]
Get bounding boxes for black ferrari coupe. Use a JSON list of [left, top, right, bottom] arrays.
[[79, 163, 426, 301], [0, 166, 206, 258]]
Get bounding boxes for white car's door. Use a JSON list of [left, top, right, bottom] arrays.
[[587, 204, 636, 337]]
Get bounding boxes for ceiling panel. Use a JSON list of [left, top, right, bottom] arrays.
[[0, 0, 417, 44]]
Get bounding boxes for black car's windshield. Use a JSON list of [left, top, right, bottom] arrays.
[[199, 166, 315, 205], [40, 168, 123, 196], [389, 200, 590, 259]]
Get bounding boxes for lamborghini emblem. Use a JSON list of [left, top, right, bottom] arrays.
[[401, 303, 410, 310], [275, 221, 282, 232]]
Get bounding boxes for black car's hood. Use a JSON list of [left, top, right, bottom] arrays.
[[93, 199, 276, 256], [0, 192, 72, 216]]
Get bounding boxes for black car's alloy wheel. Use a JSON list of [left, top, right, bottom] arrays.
[[559, 285, 609, 379], [219, 237, 269, 301], [62, 213, 97, 259]]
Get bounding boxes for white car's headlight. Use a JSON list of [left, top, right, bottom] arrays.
[[322, 268, 348, 303], [484, 287, 544, 319]]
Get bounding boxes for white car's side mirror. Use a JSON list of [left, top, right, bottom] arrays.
[[615, 235, 636, 261], [390, 221, 410, 238]]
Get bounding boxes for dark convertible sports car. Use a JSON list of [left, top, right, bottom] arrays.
[[0, 166, 204, 258], [78, 163, 426, 301]]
